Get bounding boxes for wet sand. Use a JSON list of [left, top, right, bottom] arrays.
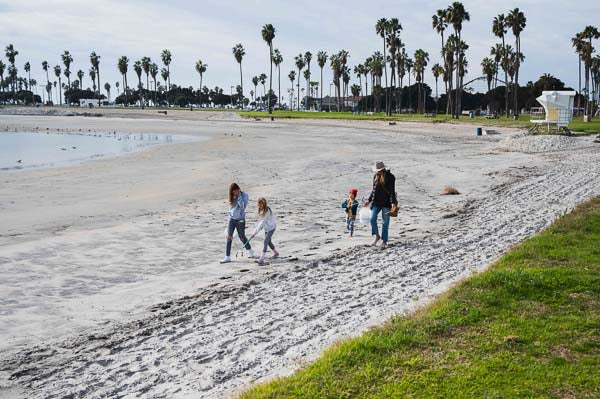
[[1, 108, 599, 398]]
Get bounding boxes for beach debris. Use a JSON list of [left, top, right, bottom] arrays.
[[441, 186, 460, 195], [442, 212, 458, 219], [16, 160, 22, 163], [388, 122, 396, 125], [158, 111, 167, 115], [60, 148, 67, 151]]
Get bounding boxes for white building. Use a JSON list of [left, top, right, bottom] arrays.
[[79, 99, 110, 107]]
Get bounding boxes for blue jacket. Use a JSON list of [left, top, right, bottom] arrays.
[[342, 199, 359, 217], [230, 191, 249, 220]]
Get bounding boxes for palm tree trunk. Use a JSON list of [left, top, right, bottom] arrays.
[[268, 44, 273, 114], [239, 63, 243, 110], [297, 68, 301, 111], [97, 68, 101, 107], [320, 67, 325, 112], [278, 65, 281, 111], [514, 36, 520, 118], [577, 55, 581, 116]]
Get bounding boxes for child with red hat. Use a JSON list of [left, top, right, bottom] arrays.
[[342, 189, 359, 237]]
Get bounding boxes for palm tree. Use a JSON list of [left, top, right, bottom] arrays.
[[273, 49, 283, 109], [76, 69, 84, 91], [316, 51, 328, 111], [90, 51, 101, 106], [572, 32, 585, 115], [42, 61, 51, 102], [232, 44, 245, 109], [24, 62, 33, 104], [195, 60, 207, 95], [104, 82, 111, 102], [294, 54, 305, 111], [118, 56, 129, 106], [0, 61, 5, 95], [150, 63, 159, 106], [385, 18, 402, 115], [581, 26, 600, 119], [506, 8, 526, 118], [141, 57, 151, 104], [54, 65, 62, 105], [431, 63, 444, 113], [354, 64, 364, 111], [288, 70, 296, 108], [481, 57, 497, 113], [493, 14, 510, 117], [261, 24, 276, 113], [160, 50, 172, 106], [330, 53, 342, 111], [161, 50, 172, 91], [375, 18, 389, 114], [405, 57, 414, 112], [447, 2, 470, 119], [432, 9, 448, 113], [303, 69, 311, 109], [134, 60, 143, 108], [5, 44, 18, 103], [304, 51, 312, 110], [414, 49, 429, 113], [252, 76, 259, 106], [160, 68, 169, 105], [61, 51, 73, 89], [89, 68, 96, 93], [259, 73, 267, 105], [490, 43, 503, 89]]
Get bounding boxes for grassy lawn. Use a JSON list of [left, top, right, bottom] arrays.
[[239, 110, 600, 134], [241, 197, 600, 399]]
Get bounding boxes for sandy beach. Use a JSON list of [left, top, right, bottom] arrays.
[[1, 108, 599, 398]]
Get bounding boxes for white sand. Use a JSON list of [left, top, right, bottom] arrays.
[[1, 108, 599, 398]]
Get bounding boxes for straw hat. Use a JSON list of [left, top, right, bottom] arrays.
[[373, 161, 386, 172]]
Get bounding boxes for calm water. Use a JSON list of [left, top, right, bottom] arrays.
[[0, 132, 204, 171]]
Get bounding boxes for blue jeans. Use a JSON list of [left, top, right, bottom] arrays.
[[371, 206, 390, 243], [346, 217, 356, 236], [226, 218, 251, 256]]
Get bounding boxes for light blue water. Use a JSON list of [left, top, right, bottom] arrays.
[[0, 132, 204, 171]]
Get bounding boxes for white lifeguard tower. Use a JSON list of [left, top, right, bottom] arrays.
[[529, 91, 576, 134]]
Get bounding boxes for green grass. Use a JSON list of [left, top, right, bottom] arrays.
[[241, 197, 600, 399], [239, 110, 600, 134]]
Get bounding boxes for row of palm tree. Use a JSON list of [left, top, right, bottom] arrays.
[[10, 5, 600, 120], [572, 26, 600, 120]]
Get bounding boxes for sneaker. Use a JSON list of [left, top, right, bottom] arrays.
[[380, 242, 388, 249], [248, 249, 255, 258], [271, 250, 279, 259], [371, 234, 381, 246], [256, 259, 267, 265], [220, 256, 232, 264]]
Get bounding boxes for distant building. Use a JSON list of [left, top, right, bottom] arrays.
[[79, 99, 110, 107]]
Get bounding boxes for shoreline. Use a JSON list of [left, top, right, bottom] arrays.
[[0, 129, 206, 172]]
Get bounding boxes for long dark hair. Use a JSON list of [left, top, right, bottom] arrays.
[[229, 183, 240, 205], [376, 169, 386, 186]]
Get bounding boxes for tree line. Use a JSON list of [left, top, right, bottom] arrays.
[[1, 3, 599, 120]]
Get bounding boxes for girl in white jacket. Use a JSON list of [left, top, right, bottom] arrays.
[[250, 197, 279, 265]]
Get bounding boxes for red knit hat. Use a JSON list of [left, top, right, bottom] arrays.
[[349, 188, 358, 195]]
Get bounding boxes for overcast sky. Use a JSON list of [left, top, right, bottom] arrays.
[[2, 0, 599, 101]]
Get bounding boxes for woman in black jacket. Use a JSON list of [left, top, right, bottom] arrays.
[[364, 161, 398, 247]]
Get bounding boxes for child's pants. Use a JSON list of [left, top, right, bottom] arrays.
[[263, 228, 276, 253], [346, 217, 356, 235], [226, 218, 251, 256]]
